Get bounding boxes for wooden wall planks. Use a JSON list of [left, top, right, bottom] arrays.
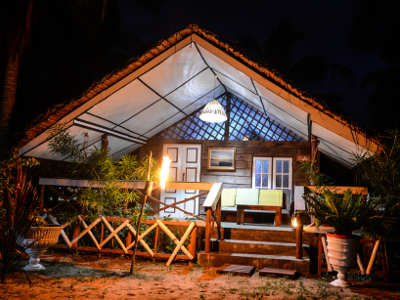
[[138, 139, 311, 191]]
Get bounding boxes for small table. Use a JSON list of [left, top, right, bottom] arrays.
[[236, 205, 282, 227]]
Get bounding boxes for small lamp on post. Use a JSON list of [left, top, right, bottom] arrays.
[[292, 213, 303, 259]]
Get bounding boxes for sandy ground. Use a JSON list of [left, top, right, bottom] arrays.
[[0, 252, 399, 300]]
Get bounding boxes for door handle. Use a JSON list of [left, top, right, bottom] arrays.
[[182, 173, 185, 182]]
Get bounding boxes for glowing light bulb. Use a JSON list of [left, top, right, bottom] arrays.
[[160, 155, 172, 189], [292, 217, 298, 228]]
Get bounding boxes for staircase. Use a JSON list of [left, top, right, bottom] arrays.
[[197, 226, 318, 275]]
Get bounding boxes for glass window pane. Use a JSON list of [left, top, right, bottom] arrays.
[[262, 174, 269, 187], [283, 175, 289, 188], [255, 174, 261, 187], [256, 160, 261, 173], [276, 175, 282, 187], [283, 161, 289, 173], [263, 160, 269, 173], [276, 160, 282, 173]]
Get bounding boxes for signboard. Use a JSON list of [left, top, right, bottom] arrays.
[[296, 155, 310, 162]]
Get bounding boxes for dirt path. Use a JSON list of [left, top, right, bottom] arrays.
[[0, 253, 399, 300]]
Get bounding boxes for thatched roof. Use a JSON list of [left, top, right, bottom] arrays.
[[18, 24, 380, 166]]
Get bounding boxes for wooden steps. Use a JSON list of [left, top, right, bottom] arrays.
[[219, 239, 310, 257], [197, 225, 317, 275], [259, 267, 297, 279]]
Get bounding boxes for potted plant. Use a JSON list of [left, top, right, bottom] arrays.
[[299, 160, 384, 287], [16, 213, 64, 271], [303, 187, 378, 286]]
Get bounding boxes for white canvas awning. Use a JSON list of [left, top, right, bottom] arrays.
[[19, 28, 378, 167]]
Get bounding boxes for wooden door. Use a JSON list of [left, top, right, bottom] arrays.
[[160, 144, 201, 218]]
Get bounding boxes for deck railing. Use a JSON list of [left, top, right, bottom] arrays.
[[39, 179, 223, 262]]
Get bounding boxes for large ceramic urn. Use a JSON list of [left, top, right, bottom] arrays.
[[326, 233, 360, 287], [17, 225, 63, 271]]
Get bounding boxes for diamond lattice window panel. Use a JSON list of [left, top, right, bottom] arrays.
[[157, 94, 304, 141]]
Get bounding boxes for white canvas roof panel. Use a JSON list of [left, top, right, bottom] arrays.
[[143, 112, 186, 138], [140, 45, 207, 96], [87, 79, 160, 125], [19, 29, 378, 166], [119, 99, 180, 135], [164, 68, 216, 108], [182, 85, 225, 114], [197, 45, 256, 94]]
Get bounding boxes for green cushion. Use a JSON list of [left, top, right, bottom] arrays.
[[236, 189, 259, 205], [221, 188, 237, 207], [258, 189, 283, 206]]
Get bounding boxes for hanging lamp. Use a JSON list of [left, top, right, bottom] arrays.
[[199, 75, 227, 123]]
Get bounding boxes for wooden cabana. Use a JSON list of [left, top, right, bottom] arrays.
[[17, 24, 381, 274]]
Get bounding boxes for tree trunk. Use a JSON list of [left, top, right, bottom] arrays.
[[0, 55, 20, 152]]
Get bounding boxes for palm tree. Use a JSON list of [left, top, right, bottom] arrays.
[[0, 0, 164, 154], [349, 0, 400, 131]]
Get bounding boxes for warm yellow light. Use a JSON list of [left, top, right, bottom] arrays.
[[292, 217, 298, 227], [160, 155, 171, 189]]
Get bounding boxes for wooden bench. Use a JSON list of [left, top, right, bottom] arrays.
[[236, 205, 282, 226]]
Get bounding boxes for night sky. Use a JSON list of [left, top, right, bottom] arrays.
[[117, 0, 384, 128]]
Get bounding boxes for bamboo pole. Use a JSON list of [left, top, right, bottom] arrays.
[[366, 238, 380, 275], [134, 189, 206, 222], [149, 191, 209, 215], [166, 222, 195, 266], [155, 219, 193, 259], [130, 151, 153, 274], [321, 235, 333, 272]]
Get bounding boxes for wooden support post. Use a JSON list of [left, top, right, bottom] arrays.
[[311, 134, 320, 162], [188, 226, 197, 260], [224, 94, 231, 140], [39, 185, 45, 212], [205, 208, 212, 253], [296, 214, 303, 259]]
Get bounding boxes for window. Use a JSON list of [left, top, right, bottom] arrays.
[[252, 157, 292, 190], [272, 158, 292, 190], [252, 157, 272, 189]]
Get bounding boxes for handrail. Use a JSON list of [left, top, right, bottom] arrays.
[[202, 182, 223, 253], [202, 183, 223, 210]]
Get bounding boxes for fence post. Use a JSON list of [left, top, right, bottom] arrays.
[[205, 208, 212, 253], [296, 213, 303, 259]]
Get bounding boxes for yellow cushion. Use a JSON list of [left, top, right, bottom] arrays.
[[236, 189, 259, 205], [258, 189, 283, 206], [221, 188, 237, 207]]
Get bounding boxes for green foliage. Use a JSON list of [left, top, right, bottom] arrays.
[[0, 149, 39, 200], [353, 129, 400, 239], [0, 150, 42, 283], [300, 159, 396, 236], [47, 125, 160, 217], [303, 187, 381, 235]]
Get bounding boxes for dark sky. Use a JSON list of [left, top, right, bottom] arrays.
[[117, 0, 384, 129]]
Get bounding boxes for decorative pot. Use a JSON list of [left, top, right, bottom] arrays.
[[326, 233, 360, 287], [17, 225, 63, 271]]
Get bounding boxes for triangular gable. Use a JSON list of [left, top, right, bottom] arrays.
[[157, 93, 304, 142], [18, 24, 379, 167]]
